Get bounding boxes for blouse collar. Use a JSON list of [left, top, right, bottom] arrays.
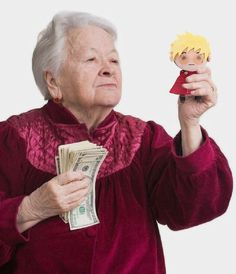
[[42, 100, 118, 133]]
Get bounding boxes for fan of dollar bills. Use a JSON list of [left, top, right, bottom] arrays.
[[55, 141, 108, 230]]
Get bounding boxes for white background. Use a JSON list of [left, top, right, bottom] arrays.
[[0, 1, 235, 273]]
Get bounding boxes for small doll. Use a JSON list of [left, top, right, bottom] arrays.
[[169, 32, 211, 95]]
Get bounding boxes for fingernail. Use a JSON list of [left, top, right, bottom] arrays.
[[186, 77, 191, 82]]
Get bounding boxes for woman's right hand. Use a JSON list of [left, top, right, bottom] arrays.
[[17, 171, 90, 232]]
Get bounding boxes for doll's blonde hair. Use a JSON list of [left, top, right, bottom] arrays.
[[170, 32, 211, 61]]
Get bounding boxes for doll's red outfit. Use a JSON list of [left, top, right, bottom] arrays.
[[170, 70, 196, 95]]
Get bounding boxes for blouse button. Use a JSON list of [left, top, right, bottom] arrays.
[[86, 227, 97, 237]]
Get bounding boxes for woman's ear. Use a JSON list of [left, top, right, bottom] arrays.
[[44, 71, 62, 100]]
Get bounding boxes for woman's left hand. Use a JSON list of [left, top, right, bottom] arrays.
[[178, 67, 217, 127]]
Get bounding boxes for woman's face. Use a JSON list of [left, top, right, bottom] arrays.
[[174, 49, 207, 71], [57, 25, 122, 111]]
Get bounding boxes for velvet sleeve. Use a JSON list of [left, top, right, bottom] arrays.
[[143, 121, 233, 230], [0, 122, 29, 266]]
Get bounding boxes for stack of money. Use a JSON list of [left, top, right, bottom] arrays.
[[55, 141, 108, 230]]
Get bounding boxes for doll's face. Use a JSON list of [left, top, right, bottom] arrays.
[[174, 49, 207, 71]]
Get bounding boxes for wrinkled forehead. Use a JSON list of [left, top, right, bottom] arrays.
[[65, 25, 116, 54]]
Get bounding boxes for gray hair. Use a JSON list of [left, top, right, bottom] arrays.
[[32, 11, 117, 100]]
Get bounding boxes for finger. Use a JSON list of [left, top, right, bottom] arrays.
[[57, 171, 85, 185], [196, 66, 211, 75], [190, 87, 217, 102], [60, 196, 87, 213], [65, 187, 90, 204], [53, 184, 89, 213], [187, 68, 216, 93], [182, 81, 209, 91], [63, 196, 88, 212], [63, 177, 90, 195], [186, 73, 210, 83]]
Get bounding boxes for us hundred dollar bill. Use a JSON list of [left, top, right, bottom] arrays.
[[55, 141, 107, 230]]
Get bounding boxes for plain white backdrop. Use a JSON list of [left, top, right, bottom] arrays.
[[0, 1, 235, 273]]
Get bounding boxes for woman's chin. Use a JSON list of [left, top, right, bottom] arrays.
[[97, 91, 121, 107]]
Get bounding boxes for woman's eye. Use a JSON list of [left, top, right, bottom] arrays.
[[86, 57, 96, 62], [196, 55, 202, 60], [181, 55, 186, 60], [111, 59, 119, 64]]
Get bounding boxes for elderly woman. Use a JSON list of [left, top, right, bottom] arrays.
[[0, 11, 233, 274]]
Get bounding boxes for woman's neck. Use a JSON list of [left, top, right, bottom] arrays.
[[63, 104, 113, 132]]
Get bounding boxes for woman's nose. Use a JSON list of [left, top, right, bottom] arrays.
[[99, 62, 113, 76]]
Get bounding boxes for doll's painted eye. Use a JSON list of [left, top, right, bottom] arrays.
[[196, 54, 204, 61]]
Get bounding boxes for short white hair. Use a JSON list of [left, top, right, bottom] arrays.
[[32, 11, 117, 100]]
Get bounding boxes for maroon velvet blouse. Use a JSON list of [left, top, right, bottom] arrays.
[[0, 100, 233, 274]]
